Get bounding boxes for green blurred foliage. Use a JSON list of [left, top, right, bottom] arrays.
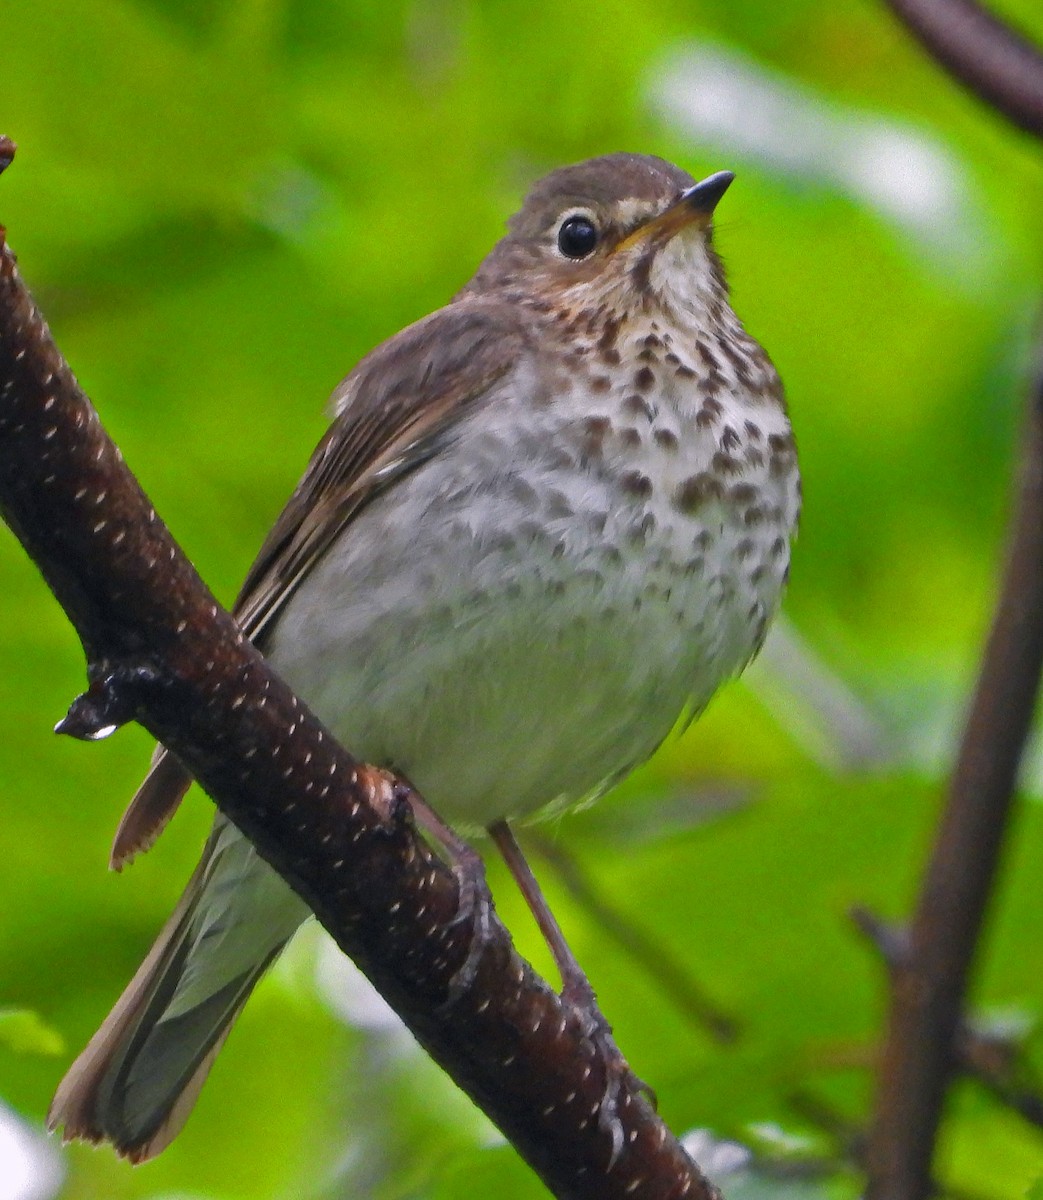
[[0, 1010, 64, 1058], [2, 1, 1043, 1197]]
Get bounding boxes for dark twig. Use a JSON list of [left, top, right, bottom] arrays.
[[786, 1088, 865, 1167], [0, 136, 716, 1200], [529, 833, 739, 1044], [958, 1023, 1043, 1131], [848, 907, 910, 976], [862, 335, 1043, 1199], [882, 0, 1043, 138], [786, 1087, 996, 1200], [852, 908, 1043, 1135]]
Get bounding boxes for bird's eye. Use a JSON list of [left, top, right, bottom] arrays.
[[557, 215, 599, 259]]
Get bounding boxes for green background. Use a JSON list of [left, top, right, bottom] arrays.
[[2, 1, 1043, 1197]]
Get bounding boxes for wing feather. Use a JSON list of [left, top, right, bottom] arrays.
[[111, 300, 529, 866]]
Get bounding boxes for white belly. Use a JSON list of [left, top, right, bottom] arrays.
[[266, 337, 799, 830]]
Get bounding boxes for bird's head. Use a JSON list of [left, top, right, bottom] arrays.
[[467, 153, 734, 325]]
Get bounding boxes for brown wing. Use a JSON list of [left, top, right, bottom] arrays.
[[111, 301, 530, 867]]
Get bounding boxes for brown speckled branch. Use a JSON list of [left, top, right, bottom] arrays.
[[0, 136, 716, 1200]]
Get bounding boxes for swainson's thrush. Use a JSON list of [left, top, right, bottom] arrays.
[[49, 153, 801, 1159]]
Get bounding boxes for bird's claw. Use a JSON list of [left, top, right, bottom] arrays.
[[561, 979, 653, 1168], [441, 849, 496, 1008]]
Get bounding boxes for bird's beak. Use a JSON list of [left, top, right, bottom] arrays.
[[616, 170, 735, 253]]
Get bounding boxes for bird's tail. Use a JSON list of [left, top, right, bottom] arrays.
[[48, 817, 310, 1161]]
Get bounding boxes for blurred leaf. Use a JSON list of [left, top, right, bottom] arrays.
[[0, 1009, 64, 1057]]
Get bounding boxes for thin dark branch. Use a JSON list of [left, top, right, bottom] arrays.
[[863, 6, 1043, 1192], [852, 908, 1043, 1136], [529, 833, 739, 1044], [787, 1087, 997, 1200], [862, 332, 1043, 1199], [0, 136, 716, 1200], [882, 0, 1043, 138], [957, 1024, 1043, 1131], [786, 1088, 865, 1166]]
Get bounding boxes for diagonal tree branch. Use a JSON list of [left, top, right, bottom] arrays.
[[882, 0, 1043, 138], [0, 135, 716, 1200], [862, 329, 1043, 1200]]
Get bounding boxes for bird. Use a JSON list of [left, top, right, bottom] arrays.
[[48, 152, 801, 1161]]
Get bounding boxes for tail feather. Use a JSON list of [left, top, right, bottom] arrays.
[[49, 818, 309, 1159], [110, 746, 193, 870], [48, 843, 210, 1150]]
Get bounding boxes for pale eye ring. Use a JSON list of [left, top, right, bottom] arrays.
[[557, 214, 599, 259]]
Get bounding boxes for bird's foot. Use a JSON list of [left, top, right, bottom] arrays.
[[393, 782, 499, 1007], [443, 842, 498, 1006], [563, 975, 656, 1168]]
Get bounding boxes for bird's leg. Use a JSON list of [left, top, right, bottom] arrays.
[[402, 786, 495, 1003], [487, 818, 599, 1014], [488, 817, 651, 1160], [488, 819, 650, 1152]]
